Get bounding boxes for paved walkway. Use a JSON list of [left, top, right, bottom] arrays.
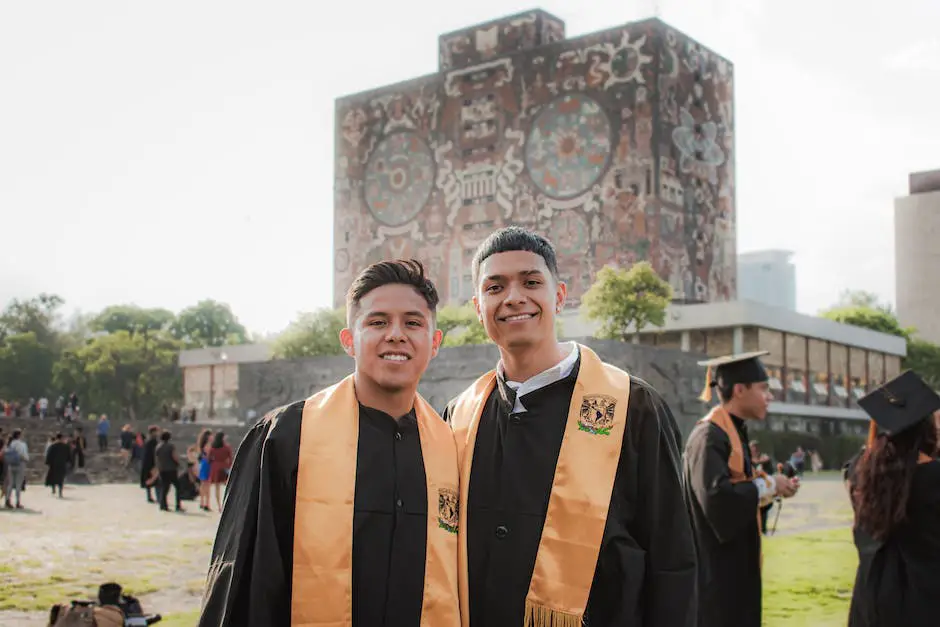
[[0, 473, 853, 625]]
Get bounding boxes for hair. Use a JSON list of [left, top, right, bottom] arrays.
[[11, 429, 21, 440], [160, 431, 172, 442], [148, 425, 159, 435], [853, 416, 938, 541], [212, 431, 225, 449], [345, 259, 439, 326], [471, 226, 560, 285], [56, 432, 64, 440], [716, 380, 751, 403], [198, 428, 212, 451]]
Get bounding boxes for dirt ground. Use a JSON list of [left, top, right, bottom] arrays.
[[0, 483, 219, 626], [0, 472, 853, 626]]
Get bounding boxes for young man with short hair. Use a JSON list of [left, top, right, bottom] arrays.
[[199, 260, 460, 627], [444, 226, 697, 627], [683, 351, 801, 627]]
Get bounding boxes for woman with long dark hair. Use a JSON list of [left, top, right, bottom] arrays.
[[207, 430, 233, 512], [195, 428, 213, 511], [848, 370, 940, 627]]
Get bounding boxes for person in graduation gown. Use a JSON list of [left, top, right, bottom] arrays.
[[44, 432, 71, 497], [846, 370, 940, 627], [442, 226, 697, 627], [198, 260, 461, 627], [682, 351, 801, 627]]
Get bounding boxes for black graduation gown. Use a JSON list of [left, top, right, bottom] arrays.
[[45, 441, 71, 486], [140, 437, 158, 488], [848, 459, 940, 627], [198, 400, 430, 627], [442, 361, 697, 627], [682, 415, 763, 627]]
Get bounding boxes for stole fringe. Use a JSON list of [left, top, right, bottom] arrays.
[[523, 601, 583, 627]]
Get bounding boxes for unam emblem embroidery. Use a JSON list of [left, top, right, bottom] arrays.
[[578, 394, 617, 436], [438, 487, 459, 534]]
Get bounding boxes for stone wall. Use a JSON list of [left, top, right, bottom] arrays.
[[237, 339, 708, 439]]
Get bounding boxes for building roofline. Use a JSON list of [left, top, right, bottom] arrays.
[[648, 301, 907, 355], [178, 343, 272, 367]]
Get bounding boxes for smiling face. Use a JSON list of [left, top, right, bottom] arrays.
[[473, 250, 566, 350], [340, 283, 443, 395]]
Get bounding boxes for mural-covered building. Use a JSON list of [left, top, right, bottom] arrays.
[[333, 9, 736, 307]]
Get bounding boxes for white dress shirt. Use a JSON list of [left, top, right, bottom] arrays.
[[499, 342, 580, 414]]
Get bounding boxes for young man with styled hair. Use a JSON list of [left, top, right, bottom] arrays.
[[199, 260, 460, 627], [443, 226, 697, 627], [683, 352, 801, 627]]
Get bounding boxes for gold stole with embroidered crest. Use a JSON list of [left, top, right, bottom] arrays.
[[290, 375, 461, 627], [449, 344, 630, 627]]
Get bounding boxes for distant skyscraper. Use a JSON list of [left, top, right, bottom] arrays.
[[737, 250, 796, 311], [332, 9, 737, 307], [895, 169, 940, 344]]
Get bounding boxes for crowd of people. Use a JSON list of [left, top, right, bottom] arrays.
[[137, 426, 233, 513]]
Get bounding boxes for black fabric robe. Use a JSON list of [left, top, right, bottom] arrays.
[[140, 437, 158, 488], [45, 441, 71, 487], [682, 414, 762, 627], [847, 458, 940, 627], [442, 360, 697, 627], [198, 400, 430, 627]]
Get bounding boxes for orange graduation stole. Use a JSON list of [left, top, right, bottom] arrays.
[[290, 375, 460, 627], [449, 344, 630, 627], [699, 406, 772, 563]]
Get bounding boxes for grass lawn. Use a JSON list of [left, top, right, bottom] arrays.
[[763, 527, 857, 626]]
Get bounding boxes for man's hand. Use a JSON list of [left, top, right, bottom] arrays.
[[773, 473, 800, 498]]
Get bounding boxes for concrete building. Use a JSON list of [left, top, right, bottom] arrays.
[[737, 249, 796, 311], [560, 299, 907, 436], [334, 9, 737, 309], [178, 343, 271, 418], [895, 168, 940, 345]]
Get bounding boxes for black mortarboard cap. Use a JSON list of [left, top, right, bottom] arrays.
[[697, 351, 770, 403], [858, 370, 940, 438]]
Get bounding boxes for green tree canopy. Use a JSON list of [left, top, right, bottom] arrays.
[[53, 329, 182, 420], [91, 305, 175, 337], [272, 308, 346, 358], [171, 299, 249, 348], [0, 332, 57, 399], [0, 293, 64, 346], [581, 262, 673, 341], [437, 304, 491, 347]]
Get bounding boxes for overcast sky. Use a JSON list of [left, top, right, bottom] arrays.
[[2, 0, 937, 334]]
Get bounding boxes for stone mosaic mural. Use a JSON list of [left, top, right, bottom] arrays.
[[333, 9, 737, 307]]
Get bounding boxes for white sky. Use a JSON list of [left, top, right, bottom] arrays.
[[2, 0, 938, 335]]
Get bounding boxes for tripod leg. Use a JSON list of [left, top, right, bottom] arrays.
[[771, 499, 783, 535]]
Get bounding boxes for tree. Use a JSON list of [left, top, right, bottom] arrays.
[[272, 309, 346, 358], [91, 305, 175, 337], [819, 306, 908, 338], [53, 329, 182, 420], [171, 299, 249, 348], [581, 262, 673, 341], [0, 332, 56, 399], [0, 293, 64, 346], [834, 289, 894, 315], [906, 338, 940, 389], [438, 304, 491, 347]]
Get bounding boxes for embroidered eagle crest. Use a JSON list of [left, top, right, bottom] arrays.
[[437, 487, 459, 534], [578, 394, 617, 436]]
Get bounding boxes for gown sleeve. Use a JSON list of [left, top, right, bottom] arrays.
[[686, 421, 760, 544], [198, 403, 303, 627], [625, 381, 698, 627]]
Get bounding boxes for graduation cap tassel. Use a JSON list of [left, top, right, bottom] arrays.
[[699, 366, 713, 403], [866, 420, 878, 449]]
